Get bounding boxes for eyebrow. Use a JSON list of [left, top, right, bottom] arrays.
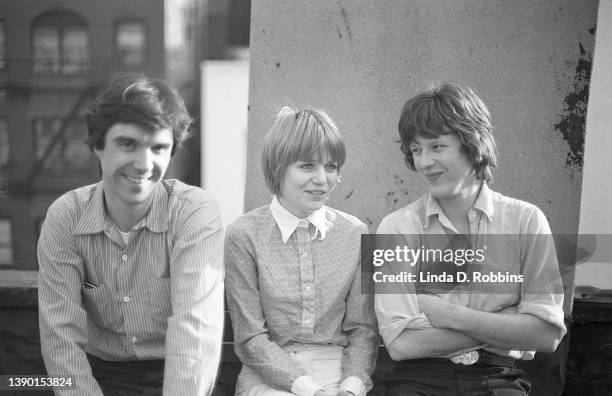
[[113, 136, 137, 143], [112, 136, 172, 146], [412, 136, 441, 144]]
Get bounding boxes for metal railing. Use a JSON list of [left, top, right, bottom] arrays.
[[0, 57, 143, 91]]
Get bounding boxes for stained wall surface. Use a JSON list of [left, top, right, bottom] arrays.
[[245, 0, 598, 241], [576, 0, 612, 292]]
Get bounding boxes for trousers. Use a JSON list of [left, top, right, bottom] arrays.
[[87, 354, 164, 396], [382, 357, 530, 396]]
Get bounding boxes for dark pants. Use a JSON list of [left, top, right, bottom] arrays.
[[87, 354, 164, 396], [383, 356, 531, 396]]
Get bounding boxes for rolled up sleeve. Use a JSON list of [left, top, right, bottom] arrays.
[[374, 219, 432, 348], [518, 207, 566, 336]]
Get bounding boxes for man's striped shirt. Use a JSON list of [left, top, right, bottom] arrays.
[[38, 179, 224, 395]]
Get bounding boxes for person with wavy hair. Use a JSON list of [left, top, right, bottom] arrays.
[[375, 82, 566, 395], [38, 75, 224, 395]]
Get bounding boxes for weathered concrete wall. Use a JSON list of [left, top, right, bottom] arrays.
[[576, 0, 612, 293], [246, 0, 597, 240], [246, 2, 598, 394]]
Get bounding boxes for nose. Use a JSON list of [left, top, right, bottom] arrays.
[[417, 149, 435, 169], [311, 165, 326, 185], [133, 149, 154, 172]]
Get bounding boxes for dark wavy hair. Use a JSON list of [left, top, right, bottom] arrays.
[[398, 81, 497, 182], [86, 74, 192, 156]]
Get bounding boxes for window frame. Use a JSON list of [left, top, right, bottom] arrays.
[[0, 217, 14, 268], [31, 10, 90, 76], [0, 117, 8, 168], [0, 19, 6, 73], [113, 18, 147, 69], [31, 115, 93, 173]]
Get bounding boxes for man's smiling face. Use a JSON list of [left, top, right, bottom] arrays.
[[94, 123, 173, 208]]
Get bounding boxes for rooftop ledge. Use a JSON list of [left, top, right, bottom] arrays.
[[0, 270, 39, 308], [0, 270, 611, 321]]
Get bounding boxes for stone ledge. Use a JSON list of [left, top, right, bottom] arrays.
[[0, 270, 38, 308], [572, 299, 612, 323]]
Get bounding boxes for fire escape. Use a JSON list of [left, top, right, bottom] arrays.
[[2, 57, 110, 194]]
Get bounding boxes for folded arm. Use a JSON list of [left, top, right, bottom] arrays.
[[418, 294, 562, 352]]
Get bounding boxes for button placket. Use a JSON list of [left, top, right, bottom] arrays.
[[297, 224, 315, 335], [463, 210, 484, 301], [117, 246, 136, 339]]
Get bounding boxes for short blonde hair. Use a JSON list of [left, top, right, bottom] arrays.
[[262, 106, 346, 196]]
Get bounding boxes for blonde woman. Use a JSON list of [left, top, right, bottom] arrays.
[[225, 107, 378, 396]]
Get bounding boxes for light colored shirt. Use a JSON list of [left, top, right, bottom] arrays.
[[38, 179, 225, 396], [224, 198, 379, 396], [374, 183, 566, 359]]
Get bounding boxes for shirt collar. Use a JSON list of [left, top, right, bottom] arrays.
[[472, 182, 494, 221], [139, 182, 169, 233], [74, 181, 169, 234], [423, 181, 494, 229], [270, 196, 332, 244], [424, 193, 444, 229], [74, 182, 106, 234]]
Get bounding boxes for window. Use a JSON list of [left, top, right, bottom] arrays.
[[115, 20, 146, 68], [0, 219, 12, 266], [32, 116, 93, 172], [0, 118, 8, 167], [0, 20, 6, 72], [32, 10, 89, 75]]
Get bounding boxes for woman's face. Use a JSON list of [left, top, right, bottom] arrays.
[[278, 155, 339, 218]]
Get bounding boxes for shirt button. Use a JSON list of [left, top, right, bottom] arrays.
[[304, 319, 311, 324], [121, 254, 128, 261], [305, 286, 311, 292], [123, 296, 130, 302], [131, 337, 137, 343], [302, 252, 308, 258]]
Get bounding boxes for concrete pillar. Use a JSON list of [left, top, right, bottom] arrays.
[[246, 1, 598, 394], [576, 0, 612, 294], [246, 0, 596, 237]]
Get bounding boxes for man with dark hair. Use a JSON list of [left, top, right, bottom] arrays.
[[38, 75, 224, 395], [374, 82, 566, 395]]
